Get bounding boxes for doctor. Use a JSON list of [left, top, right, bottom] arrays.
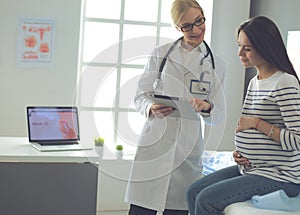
[[125, 0, 226, 214]]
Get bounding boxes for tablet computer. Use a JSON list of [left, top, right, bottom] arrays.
[[152, 94, 199, 120], [153, 94, 179, 110]]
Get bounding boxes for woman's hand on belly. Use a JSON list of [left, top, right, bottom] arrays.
[[236, 116, 260, 132], [233, 150, 251, 167]]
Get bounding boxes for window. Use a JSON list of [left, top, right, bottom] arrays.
[[77, 0, 213, 157], [287, 31, 300, 78]]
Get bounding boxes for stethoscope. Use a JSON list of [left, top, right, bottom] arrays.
[[153, 36, 215, 93]]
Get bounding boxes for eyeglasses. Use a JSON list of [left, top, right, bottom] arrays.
[[178, 17, 206, 32]]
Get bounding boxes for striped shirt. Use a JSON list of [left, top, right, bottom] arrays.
[[235, 71, 300, 183]]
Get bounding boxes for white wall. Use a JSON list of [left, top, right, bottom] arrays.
[[0, 0, 81, 136], [206, 0, 250, 151]]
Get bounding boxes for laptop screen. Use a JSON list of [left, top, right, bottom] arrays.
[[27, 106, 80, 142]]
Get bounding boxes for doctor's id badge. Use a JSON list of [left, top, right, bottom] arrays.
[[190, 79, 210, 95]]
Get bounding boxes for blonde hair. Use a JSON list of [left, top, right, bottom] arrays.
[[171, 0, 204, 25]]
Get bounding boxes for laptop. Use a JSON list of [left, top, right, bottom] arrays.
[[27, 106, 83, 152]]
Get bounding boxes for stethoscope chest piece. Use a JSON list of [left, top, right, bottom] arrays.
[[153, 78, 163, 90]]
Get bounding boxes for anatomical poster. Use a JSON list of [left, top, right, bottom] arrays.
[[17, 17, 54, 67]]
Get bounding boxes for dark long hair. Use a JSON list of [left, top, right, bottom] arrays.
[[237, 16, 299, 83]]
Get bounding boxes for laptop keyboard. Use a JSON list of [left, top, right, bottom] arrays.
[[31, 142, 82, 151], [41, 142, 79, 146]]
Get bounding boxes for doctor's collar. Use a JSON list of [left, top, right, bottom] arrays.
[[178, 40, 206, 54]]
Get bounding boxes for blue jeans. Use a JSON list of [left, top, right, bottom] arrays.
[[186, 165, 300, 215]]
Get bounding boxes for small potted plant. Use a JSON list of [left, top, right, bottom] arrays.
[[94, 137, 104, 147], [115, 144, 123, 159]]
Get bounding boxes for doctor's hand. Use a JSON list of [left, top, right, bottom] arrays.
[[149, 104, 176, 119], [189, 98, 211, 112]]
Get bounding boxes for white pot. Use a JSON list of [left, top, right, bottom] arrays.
[[94, 146, 103, 158], [115, 150, 123, 159]]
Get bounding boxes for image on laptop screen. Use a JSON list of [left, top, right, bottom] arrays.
[[27, 106, 80, 143]]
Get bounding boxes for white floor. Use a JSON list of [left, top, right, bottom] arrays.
[[97, 211, 128, 215], [97, 207, 300, 215], [97, 211, 164, 215]]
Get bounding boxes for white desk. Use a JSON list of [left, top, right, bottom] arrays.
[[0, 137, 99, 215], [0, 136, 98, 162]]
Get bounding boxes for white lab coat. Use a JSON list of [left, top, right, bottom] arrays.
[[125, 40, 226, 211]]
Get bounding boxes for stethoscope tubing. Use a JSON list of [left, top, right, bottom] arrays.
[[157, 36, 215, 80]]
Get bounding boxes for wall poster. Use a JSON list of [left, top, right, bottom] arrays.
[[17, 17, 55, 68]]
